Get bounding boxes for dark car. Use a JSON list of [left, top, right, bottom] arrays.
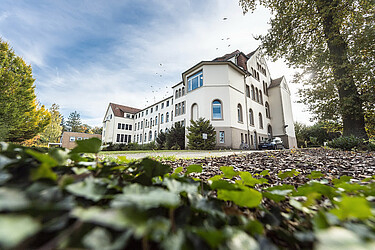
[[258, 137, 284, 150]]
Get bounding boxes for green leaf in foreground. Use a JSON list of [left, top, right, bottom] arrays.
[[217, 186, 262, 208], [70, 137, 102, 154], [278, 169, 300, 180], [65, 176, 107, 202], [195, 228, 226, 248], [330, 196, 372, 220], [0, 187, 29, 211], [220, 166, 237, 179], [185, 164, 203, 175], [0, 215, 41, 248], [307, 171, 324, 179], [111, 183, 180, 209]]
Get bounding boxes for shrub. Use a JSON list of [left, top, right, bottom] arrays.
[[327, 136, 364, 150], [156, 130, 167, 149], [187, 118, 216, 150], [165, 123, 185, 150]]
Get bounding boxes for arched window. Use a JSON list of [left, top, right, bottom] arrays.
[[263, 81, 268, 96], [150, 118, 153, 127], [175, 90, 178, 98], [179, 89, 181, 97], [149, 131, 152, 141], [259, 113, 263, 129], [237, 104, 243, 122], [212, 100, 222, 119], [256, 88, 259, 102], [191, 103, 198, 121], [166, 112, 169, 122], [259, 90, 263, 104], [267, 125, 272, 139], [249, 109, 254, 126], [251, 85, 255, 100], [265, 102, 270, 118], [155, 116, 158, 125], [161, 114, 164, 124]]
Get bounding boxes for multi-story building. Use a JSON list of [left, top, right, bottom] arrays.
[[102, 48, 297, 149]]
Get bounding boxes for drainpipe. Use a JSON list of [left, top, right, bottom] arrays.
[[244, 74, 250, 148]]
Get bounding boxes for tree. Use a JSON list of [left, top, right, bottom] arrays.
[[66, 111, 82, 132], [0, 39, 50, 142], [165, 123, 185, 150], [239, 0, 374, 139], [156, 130, 167, 149], [91, 126, 103, 135], [39, 104, 63, 144], [187, 118, 216, 150], [295, 121, 341, 147]]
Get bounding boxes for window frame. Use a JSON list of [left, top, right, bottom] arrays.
[[212, 99, 223, 120]]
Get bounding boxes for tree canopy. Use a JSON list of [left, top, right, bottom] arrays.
[[39, 104, 63, 144], [239, 0, 374, 139], [65, 111, 82, 132], [0, 39, 50, 142], [187, 118, 216, 150]]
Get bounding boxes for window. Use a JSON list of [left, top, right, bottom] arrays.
[[77, 137, 82, 140], [256, 88, 259, 102], [156, 105, 158, 111], [175, 104, 178, 115], [150, 118, 153, 127], [125, 124, 129, 130], [166, 112, 169, 122], [121, 134, 124, 143], [251, 85, 255, 100], [188, 71, 203, 92], [116, 134, 120, 142], [237, 104, 243, 122], [137, 134, 139, 142], [154, 130, 157, 140], [212, 100, 222, 119], [263, 81, 268, 95], [178, 103, 181, 115], [118, 123, 121, 129], [161, 114, 164, 124], [265, 102, 270, 118], [141, 121, 143, 129], [126, 114, 130, 118], [155, 116, 158, 125], [171, 111, 173, 121], [191, 103, 198, 121], [219, 131, 225, 143], [241, 133, 244, 143], [182, 102, 185, 114], [142, 111, 144, 117], [259, 90, 263, 104], [151, 107, 153, 113], [128, 135, 131, 143], [259, 113, 263, 129], [166, 100, 169, 107], [121, 124, 124, 129], [246, 85, 250, 98], [149, 131, 152, 141], [70, 136, 75, 142], [175, 90, 178, 98], [161, 103, 164, 109], [146, 110, 148, 115], [249, 109, 254, 126], [179, 89, 181, 97], [182, 87, 185, 95], [129, 125, 132, 130]]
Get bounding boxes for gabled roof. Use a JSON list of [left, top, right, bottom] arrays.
[[110, 103, 141, 117], [246, 47, 259, 58], [212, 50, 242, 61], [269, 76, 284, 89]]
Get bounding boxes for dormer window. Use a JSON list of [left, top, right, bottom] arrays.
[[188, 71, 203, 92]]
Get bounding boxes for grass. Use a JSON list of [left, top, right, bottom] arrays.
[[98, 149, 237, 155]]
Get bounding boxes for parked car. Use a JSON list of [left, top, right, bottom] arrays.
[[258, 137, 284, 150]]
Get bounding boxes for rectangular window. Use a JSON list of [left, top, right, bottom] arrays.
[[146, 110, 148, 115], [151, 107, 153, 113], [118, 123, 121, 129], [70, 136, 75, 142], [188, 71, 203, 92], [161, 103, 164, 109], [182, 102, 185, 114], [126, 124, 129, 130], [166, 100, 169, 107], [121, 124, 125, 130], [129, 125, 132, 130], [141, 121, 143, 129], [126, 114, 130, 118], [246, 85, 250, 97], [155, 105, 158, 111], [120, 134, 124, 143], [116, 134, 120, 142], [128, 136, 131, 143], [219, 131, 225, 143], [124, 134, 128, 143]]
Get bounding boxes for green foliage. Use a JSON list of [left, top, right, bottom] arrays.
[[327, 136, 365, 150], [0, 38, 51, 142], [39, 104, 63, 145], [156, 130, 167, 149], [295, 121, 341, 147], [187, 118, 216, 150], [165, 123, 185, 150], [65, 111, 82, 132], [0, 139, 375, 249], [239, 0, 373, 139]]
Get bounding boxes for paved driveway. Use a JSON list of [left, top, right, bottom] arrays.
[[110, 150, 263, 160]]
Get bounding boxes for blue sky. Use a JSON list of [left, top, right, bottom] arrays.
[[0, 0, 312, 126]]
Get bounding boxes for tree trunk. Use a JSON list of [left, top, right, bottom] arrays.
[[316, 0, 368, 139]]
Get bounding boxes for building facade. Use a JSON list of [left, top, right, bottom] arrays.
[[60, 132, 102, 149], [102, 49, 297, 149]]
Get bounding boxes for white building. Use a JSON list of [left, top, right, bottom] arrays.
[[102, 49, 297, 149]]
